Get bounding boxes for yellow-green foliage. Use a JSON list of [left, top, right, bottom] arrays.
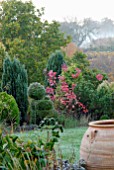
[[0, 92, 20, 126]]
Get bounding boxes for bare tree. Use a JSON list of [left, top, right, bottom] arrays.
[[60, 18, 99, 47]]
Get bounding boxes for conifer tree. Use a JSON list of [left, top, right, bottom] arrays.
[[2, 56, 28, 124], [45, 50, 65, 87]]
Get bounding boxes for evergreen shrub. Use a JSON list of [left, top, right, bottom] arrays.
[[35, 100, 53, 110], [0, 92, 20, 126], [28, 82, 46, 100]]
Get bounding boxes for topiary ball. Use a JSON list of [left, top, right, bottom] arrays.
[[0, 92, 20, 126], [28, 82, 46, 100], [34, 100, 54, 111]]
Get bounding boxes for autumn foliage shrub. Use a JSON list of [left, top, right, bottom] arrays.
[[46, 65, 88, 119]]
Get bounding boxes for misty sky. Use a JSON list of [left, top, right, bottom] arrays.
[[31, 0, 114, 22]]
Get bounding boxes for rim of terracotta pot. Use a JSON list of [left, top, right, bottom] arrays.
[[89, 119, 114, 128]]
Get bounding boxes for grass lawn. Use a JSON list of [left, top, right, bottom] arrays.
[[17, 127, 87, 161], [55, 127, 87, 161]]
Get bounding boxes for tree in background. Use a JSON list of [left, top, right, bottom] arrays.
[[60, 17, 114, 49], [0, 0, 70, 84], [2, 56, 28, 124], [99, 18, 114, 38], [60, 18, 99, 47]]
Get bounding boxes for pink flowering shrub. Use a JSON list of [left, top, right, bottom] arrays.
[[56, 75, 88, 115], [46, 58, 111, 120], [46, 65, 88, 116]]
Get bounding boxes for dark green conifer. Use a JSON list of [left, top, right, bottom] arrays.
[[45, 50, 65, 87], [2, 56, 28, 124]]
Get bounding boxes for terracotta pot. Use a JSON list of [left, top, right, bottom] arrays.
[[80, 119, 114, 170]]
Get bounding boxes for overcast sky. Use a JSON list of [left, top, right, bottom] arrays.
[[31, 0, 114, 22]]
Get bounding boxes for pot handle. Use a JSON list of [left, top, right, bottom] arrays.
[[87, 130, 98, 143]]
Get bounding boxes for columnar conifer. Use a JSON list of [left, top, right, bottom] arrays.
[[2, 56, 28, 124]]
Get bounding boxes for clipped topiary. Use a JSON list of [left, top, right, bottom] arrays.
[[30, 98, 54, 124], [28, 82, 57, 124], [0, 92, 20, 127], [35, 100, 54, 110], [35, 100, 54, 124], [28, 82, 46, 100]]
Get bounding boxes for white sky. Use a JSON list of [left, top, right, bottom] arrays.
[[31, 0, 114, 22]]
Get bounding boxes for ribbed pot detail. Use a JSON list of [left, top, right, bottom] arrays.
[[80, 120, 114, 170]]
